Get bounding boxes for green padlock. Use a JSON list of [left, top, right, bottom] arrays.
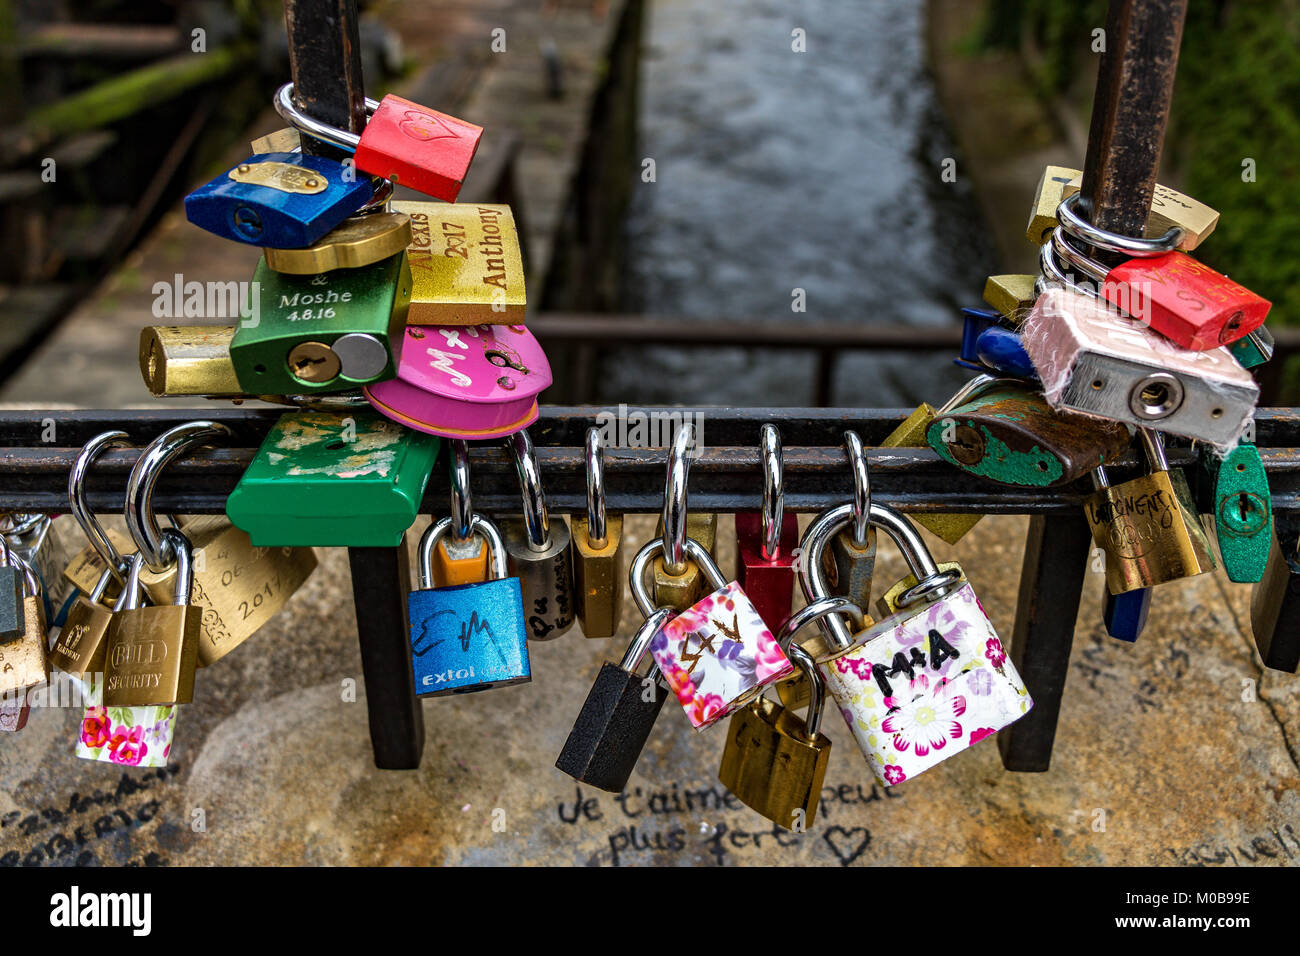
[[1229, 327, 1273, 370], [229, 251, 412, 395], [226, 409, 440, 547], [925, 381, 1130, 488], [1203, 442, 1272, 583]]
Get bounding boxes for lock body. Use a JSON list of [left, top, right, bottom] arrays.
[[1204, 443, 1272, 583], [571, 515, 624, 639], [62, 530, 134, 600], [392, 202, 527, 325], [882, 406, 981, 544], [139, 326, 241, 397], [651, 513, 719, 611], [263, 211, 413, 274], [365, 324, 552, 439], [227, 410, 441, 547], [408, 576, 531, 695], [0, 566, 22, 640], [555, 659, 666, 791], [140, 516, 317, 667], [1104, 586, 1152, 643], [75, 704, 177, 768], [103, 604, 200, 706], [50, 598, 114, 677], [875, 560, 964, 619], [1251, 527, 1300, 674], [501, 517, 576, 641], [230, 251, 411, 394], [649, 581, 793, 729], [718, 696, 831, 829], [432, 534, 491, 587], [1022, 288, 1259, 446], [927, 382, 1129, 487], [352, 95, 483, 201], [983, 274, 1037, 323], [823, 582, 1032, 787], [0, 595, 48, 695], [184, 152, 372, 247], [1230, 327, 1274, 369], [734, 511, 799, 632], [1085, 469, 1216, 594]]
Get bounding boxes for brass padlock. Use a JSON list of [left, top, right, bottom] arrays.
[[50, 566, 115, 679], [718, 643, 832, 831], [776, 595, 869, 712], [983, 274, 1037, 324], [103, 531, 200, 707], [651, 425, 718, 611], [0, 555, 49, 696], [1085, 430, 1217, 594], [571, 427, 624, 639]]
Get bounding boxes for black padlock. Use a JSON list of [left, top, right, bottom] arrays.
[[1250, 514, 1300, 674], [555, 607, 672, 793], [0, 537, 26, 642]]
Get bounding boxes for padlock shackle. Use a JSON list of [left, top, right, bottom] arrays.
[[776, 595, 864, 651], [416, 514, 507, 590], [159, 528, 194, 607], [0, 538, 39, 599], [842, 430, 869, 546], [273, 83, 379, 153], [505, 429, 551, 552], [125, 421, 232, 571], [1138, 427, 1170, 473], [449, 439, 474, 544], [585, 427, 607, 547], [618, 606, 674, 675], [661, 424, 694, 575], [113, 552, 145, 613], [629, 536, 724, 620], [759, 423, 784, 560], [87, 565, 115, 604], [69, 430, 136, 583], [1056, 193, 1184, 258], [785, 643, 825, 740]]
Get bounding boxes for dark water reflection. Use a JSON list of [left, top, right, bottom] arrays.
[[604, 0, 997, 407]]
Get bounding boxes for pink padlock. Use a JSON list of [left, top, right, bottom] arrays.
[[364, 324, 552, 439]]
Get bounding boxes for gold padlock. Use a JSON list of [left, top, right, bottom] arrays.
[[50, 566, 115, 679], [0, 560, 49, 696], [876, 560, 964, 619], [1085, 430, 1217, 594], [62, 529, 134, 603], [982, 274, 1037, 324], [651, 512, 718, 612], [263, 212, 413, 274], [572, 427, 624, 639], [139, 326, 241, 397]]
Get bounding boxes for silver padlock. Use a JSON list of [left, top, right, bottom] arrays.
[[500, 428, 575, 641]]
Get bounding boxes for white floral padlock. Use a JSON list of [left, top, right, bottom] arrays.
[[799, 499, 1032, 787], [631, 536, 793, 729]]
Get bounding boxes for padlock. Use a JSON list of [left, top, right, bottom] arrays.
[[776, 589, 868, 712], [1084, 431, 1217, 594], [1250, 516, 1300, 674], [227, 409, 441, 547], [263, 211, 413, 274], [428, 440, 492, 586], [649, 425, 719, 611], [4, 513, 72, 626], [1103, 586, 1152, 643], [184, 151, 373, 247], [630, 535, 793, 730], [0, 693, 29, 733], [365, 324, 552, 439], [500, 429, 575, 640], [409, 513, 530, 695], [0, 538, 25, 641], [983, 274, 1037, 323], [734, 424, 798, 632], [50, 565, 115, 678], [957, 309, 1037, 380], [139, 326, 242, 397], [554, 607, 673, 792], [127, 421, 317, 666], [927, 378, 1130, 487], [800, 500, 1032, 787], [392, 201, 527, 326], [229, 250, 411, 395], [75, 703, 177, 768], [718, 643, 832, 831], [571, 427, 624, 639], [652, 513, 719, 611], [103, 531, 200, 706], [1048, 209, 1270, 350], [63, 430, 137, 599], [1202, 441, 1272, 583], [0, 552, 48, 696], [875, 560, 964, 619], [1230, 326, 1274, 370], [275, 83, 482, 202], [1023, 287, 1259, 448], [1026, 164, 1219, 250]]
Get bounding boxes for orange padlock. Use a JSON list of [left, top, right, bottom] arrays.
[[431, 439, 490, 586]]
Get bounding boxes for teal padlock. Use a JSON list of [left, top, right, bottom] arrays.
[[226, 409, 440, 547], [1203, 442, 1272, 583], [1229, 327, 1274, 370]]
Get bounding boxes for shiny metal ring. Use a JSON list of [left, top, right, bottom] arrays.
[[1051, 228, 1108, 285], [0, 514, 43, 536], [630, 536, 724, 620], [786, 644, 825, 739], [449, 440, 473, 543], [1057, 193, 1183, 258], [896, 567, 965, 609], [69, 430, 135, 582], [506, 429, 550, 551], [661, 424, 694, 575], [125, 421, 231, 570], [776, 595, 865, 651], [1137, 427, 1170, 473], [843, 431, 869, 547], [274, 83, 376, 152], [619, 606, 674, 675], [759, 424, 783, 559], [585, 427, 607, 546]]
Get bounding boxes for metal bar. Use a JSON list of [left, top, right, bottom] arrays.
[[1078, 0, 1189, 244], [283, 0, 367, 161], [997, 513, 1094, 772]]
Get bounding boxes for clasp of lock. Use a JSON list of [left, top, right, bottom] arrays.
[[734, 424, 799, 633]]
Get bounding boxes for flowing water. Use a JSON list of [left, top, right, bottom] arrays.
[[604, 0, 997, 407]]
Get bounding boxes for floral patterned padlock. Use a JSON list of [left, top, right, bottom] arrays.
[[799, 500, 1032, 787], [630, 536, 793, 729], [76, 703, 177, 767]]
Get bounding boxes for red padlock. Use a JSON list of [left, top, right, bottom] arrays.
[[276, 84, 483, 202], [1054, 196, 1270, 351], [734, 425, 800, 632]]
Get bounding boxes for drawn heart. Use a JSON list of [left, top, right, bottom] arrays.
[[822, 825, 871, 867], [399, 110, 458, 142]]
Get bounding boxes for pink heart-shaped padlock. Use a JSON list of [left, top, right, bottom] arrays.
[[364, 324, 552, 439]]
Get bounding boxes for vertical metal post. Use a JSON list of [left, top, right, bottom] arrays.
[[348, 536, 424, 769], [283, 0, 368, 160]]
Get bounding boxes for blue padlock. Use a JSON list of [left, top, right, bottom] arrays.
[[975, 326, 1039, 381], [408, 513, 530, 697], [959, 308, 1002, 364], [1103, 586, 1151, 643], [184, 152, 373, 248]]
